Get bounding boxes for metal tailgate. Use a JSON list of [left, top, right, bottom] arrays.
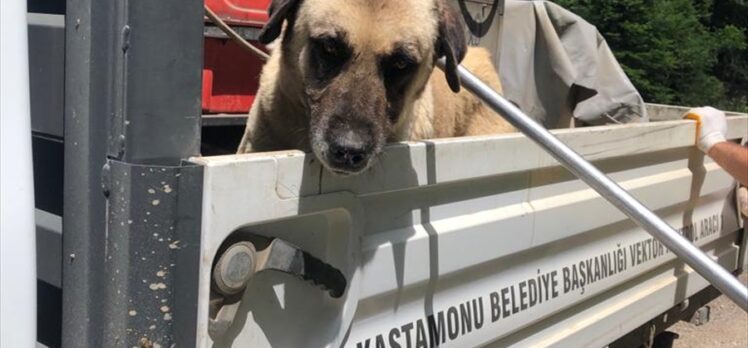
[[193, 116, 747, 347]]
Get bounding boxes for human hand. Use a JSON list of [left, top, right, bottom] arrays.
[[684, 106, 727, 153]]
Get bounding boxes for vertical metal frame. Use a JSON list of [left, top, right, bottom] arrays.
[[63, 0, 204, 346]]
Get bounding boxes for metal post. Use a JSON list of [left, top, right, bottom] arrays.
[[64, 0, 205, 346], [63, 1, 115, 345], [439, 60, 748, 312]]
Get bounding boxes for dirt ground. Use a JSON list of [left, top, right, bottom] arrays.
[[669, 273, 748, 348]]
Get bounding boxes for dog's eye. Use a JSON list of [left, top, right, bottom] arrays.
[[309, 36, 351, 82], [383, 53, 416, 75], [322, 40, 338, 55], [314, 37, 345, 58], [392, 58, 409, 70]]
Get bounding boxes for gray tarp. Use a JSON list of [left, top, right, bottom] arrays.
[[498, 1, 648, 128]]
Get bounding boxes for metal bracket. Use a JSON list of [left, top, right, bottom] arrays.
[[688, 306, 711, 326], [101, 160, 203, 348]]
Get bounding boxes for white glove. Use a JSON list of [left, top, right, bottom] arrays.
[[738, 187, 748, 218], [684, 106, 727, 153]]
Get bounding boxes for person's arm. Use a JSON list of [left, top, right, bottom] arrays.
[[707, 141, 748, 186], [684, 106, 748, 186]]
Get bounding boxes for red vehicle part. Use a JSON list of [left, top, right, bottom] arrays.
[[202, 0, 270, 114], [202, 38, 264, 114], [204, 0, 271, 27]]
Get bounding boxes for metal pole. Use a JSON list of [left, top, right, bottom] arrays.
[[64, 0, 204, 345], [439, 60, 748, 312]]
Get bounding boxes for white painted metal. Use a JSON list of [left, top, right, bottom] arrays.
[[193, 115, 747, 347], [446, 61, 748, 311], [1, 0, 38, 346]]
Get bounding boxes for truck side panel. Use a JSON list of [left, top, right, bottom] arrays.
[[194, 116, 747, 347]]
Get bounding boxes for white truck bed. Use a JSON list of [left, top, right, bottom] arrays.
[[192, 112, 747, 347]]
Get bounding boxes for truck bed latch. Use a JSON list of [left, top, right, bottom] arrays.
[[208, 238, 346, 338]]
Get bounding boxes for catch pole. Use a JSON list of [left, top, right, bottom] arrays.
[[438, 59, 748, 312]]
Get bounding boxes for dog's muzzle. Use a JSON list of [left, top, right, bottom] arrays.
[[323, 128, 375, 174]]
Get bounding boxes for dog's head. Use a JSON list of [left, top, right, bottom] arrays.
[[259, 0, 466, 175]]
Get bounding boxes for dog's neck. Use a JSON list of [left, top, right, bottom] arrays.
[[263, 49, 312, 150], [399, 81, 435, 141], [276, 55, 308, 115]]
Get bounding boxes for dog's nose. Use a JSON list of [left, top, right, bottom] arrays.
[[329, 142, 367, 167], [327, 129, 371, 168]]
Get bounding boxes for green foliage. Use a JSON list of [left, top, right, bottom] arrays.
[[553, 0, 748, 112]]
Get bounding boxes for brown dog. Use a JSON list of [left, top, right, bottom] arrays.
[[237, 0, 514, 175]]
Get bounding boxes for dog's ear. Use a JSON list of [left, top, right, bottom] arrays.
[[435, 1, 467, 93], [258, 0, 303, 44]]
